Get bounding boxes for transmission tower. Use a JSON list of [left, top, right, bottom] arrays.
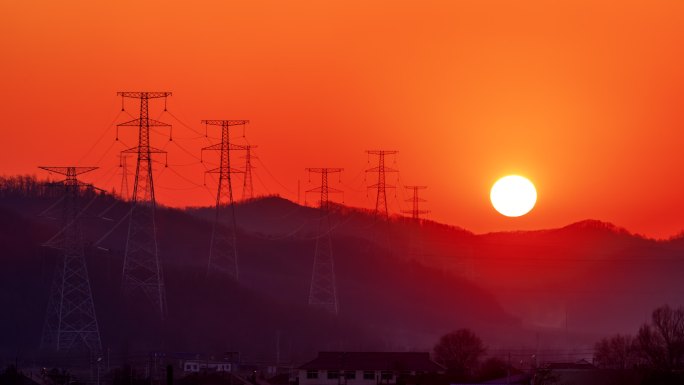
[[201, 120, 249, 280], [117, 91, 171, 318], [242, 145, 257, 201], [366, 150, 398, 218], [305, 167, 343, 315], [402, 186, 429, 261], [119, 156, 130, 201], [39, 166, 102, 355], [402, 186, 429, 220]]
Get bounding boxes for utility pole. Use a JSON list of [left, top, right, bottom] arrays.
[[117, 91, 171, 318], [201, 120, 249, 280], [242, 145, 257, 201], [402, 186, 429, 220], [305, 167, 343, 315], [366, 150, 398, 218], [39, 166, 102, 355]]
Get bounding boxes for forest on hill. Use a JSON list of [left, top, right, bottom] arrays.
[[1, 175, 683, 366], [0, 176, 511, 364]]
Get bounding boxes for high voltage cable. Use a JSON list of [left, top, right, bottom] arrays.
[[170, 139, 204, 162], [254, 154, 295, 195], [164, 166, 215, 200], [77, 109, 125, 164]]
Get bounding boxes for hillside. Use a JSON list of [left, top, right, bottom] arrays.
[[0, 179, 514, 364], [192, 197, 684, 345], [3, 176, 684, 365]]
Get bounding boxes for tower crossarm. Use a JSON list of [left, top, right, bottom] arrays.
[[202, 143, 248, 151], [202, 120, 250, 126], [306, 168, 343, 173], [118, 118, 171, 127], [366, 150, 399, 156], [117, 92, 172, 99], [205, 167, 245, 174], [306, 186, 344, 194], [38, 167, 98, 177], [366, 183, 396, 189], [365, 166, 398, 173], [120, 146, 168, 154]]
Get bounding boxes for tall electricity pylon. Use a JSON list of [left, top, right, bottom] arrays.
[[305, 167, 343, 315], [402, 186, 429, 261], [242, 145, 257, 201], [366, 150, 398, 218], [119, 156, 130, 201], [201, 120, 249, 280], [39, 166, 102, 355], [117, 91, 171, 318], [402, 186, 429, 220]]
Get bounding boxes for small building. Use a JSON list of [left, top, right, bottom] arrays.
[[531, 359, 640, 385], [182, 359, 233, 373], [542, 359, 594, 371], [299, 352, 445, 385], [180, 352, 240, 373]]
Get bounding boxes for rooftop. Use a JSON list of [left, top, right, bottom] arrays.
[[299, 352, 445, 372]]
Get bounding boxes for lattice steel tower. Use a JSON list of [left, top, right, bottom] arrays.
[[366, 150, 398, 218], [40, 166, 102, 354], [117, 91, 171, 318], [242, 145, 256, 201], [402, 186, 429, 220], [202, 120, 249, 280], [119, 156, 130, 201], [306, 167, 343, 315], [402, 185, 429, 261]]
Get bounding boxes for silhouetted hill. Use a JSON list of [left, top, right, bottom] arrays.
[[193, 196, 684, 347], [0, 177, 513, 365], [3, 176, 684, 365]]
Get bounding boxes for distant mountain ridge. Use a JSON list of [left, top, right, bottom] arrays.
[[0, 179, 511, 364], [190, 195, 684, 344], [1, 176, 683, 365]]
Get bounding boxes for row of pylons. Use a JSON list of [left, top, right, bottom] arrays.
[[37, 92, 430, 360]]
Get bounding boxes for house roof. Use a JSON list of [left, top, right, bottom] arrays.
[[480, 373, 531, 384], [149, 351, 239, 361], [452, 373, 531, 385], [543, 359, 595, 370], [299, 352, 445, 372]]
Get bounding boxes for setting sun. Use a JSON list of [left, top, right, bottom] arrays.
[[490, 175, 537, 217]]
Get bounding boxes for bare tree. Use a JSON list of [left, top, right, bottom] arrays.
[[636, 305, 684, 371], [433, 329, 485, 380], [594, 334, 640, 369]]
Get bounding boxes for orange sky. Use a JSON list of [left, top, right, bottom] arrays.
[[2, 1, 684, 238]]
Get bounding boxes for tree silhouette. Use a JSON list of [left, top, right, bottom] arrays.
[[433, 328, 485, 381], [637, 305, 684, 371], [593, 334, 641, 369]]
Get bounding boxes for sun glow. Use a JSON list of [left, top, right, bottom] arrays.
[[490, 175, 537, 217]]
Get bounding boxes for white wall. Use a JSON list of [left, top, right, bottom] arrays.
[[299, 369, 402, 385]]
